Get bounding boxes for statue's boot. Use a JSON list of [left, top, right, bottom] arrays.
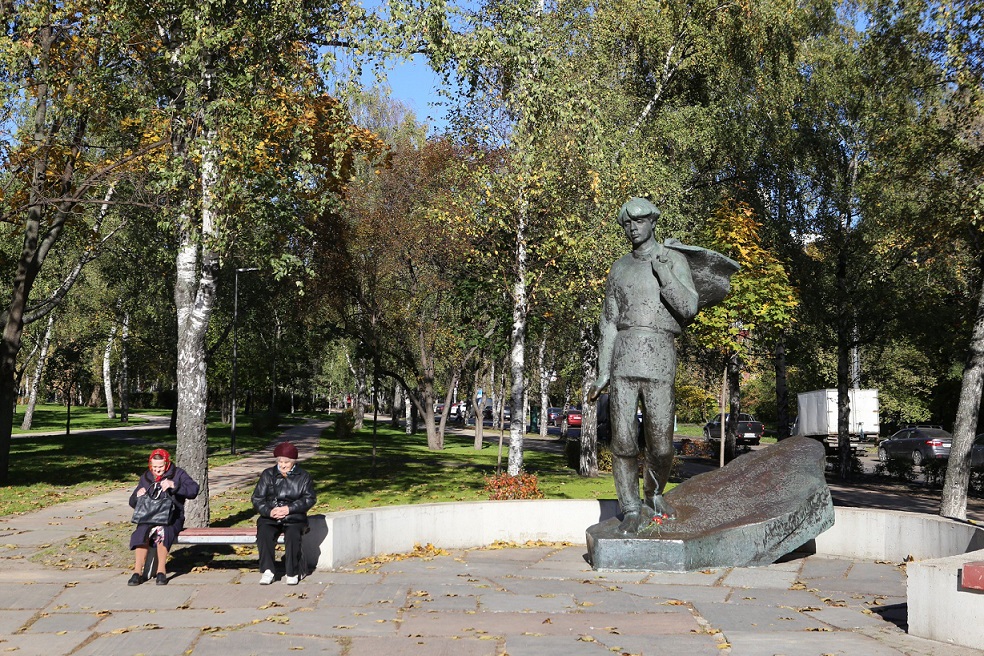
[[643, 458, 676, 520], [613, 456, 642, 535], [649, 493, 676, 520]]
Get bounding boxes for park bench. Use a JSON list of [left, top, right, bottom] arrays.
[[143, 526, 306, 578]]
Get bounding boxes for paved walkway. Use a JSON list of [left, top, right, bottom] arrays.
[[0, 420, 981, 655]]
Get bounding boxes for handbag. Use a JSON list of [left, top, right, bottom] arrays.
[[131, 484, 179, 525]]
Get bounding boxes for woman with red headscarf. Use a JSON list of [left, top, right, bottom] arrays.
[[127, 448, 199, 586]]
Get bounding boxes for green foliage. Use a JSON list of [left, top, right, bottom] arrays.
[[250, 412, 282, 438], [597, 443, 614, 473], [874, 458, 916, 484], [334, 410, 356, 439], [483, 472, 545, 500], [921, 460, 947, 487], [691, 200, 799, 355], [675, 383, 717, 423]]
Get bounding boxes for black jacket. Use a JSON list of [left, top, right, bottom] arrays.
[[251, 465, 316, 524]]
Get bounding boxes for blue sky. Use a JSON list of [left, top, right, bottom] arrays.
[[380, 55, 451, 134]]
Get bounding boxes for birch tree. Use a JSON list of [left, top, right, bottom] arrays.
[[0, 0, 162, 483]]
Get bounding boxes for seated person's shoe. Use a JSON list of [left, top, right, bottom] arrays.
[[259, 570, 275, 585], [284, 575, 299, 585], [155, 573, 168, 585], [127, 573, 146, 586]]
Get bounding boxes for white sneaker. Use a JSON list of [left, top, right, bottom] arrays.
[[259, 570, 275, 585], [284, 575, 299, 585]]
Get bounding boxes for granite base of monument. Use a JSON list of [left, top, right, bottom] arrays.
[[586, 436, 834, 571]]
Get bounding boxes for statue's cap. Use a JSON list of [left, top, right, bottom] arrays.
[[617, 197, 660, 225]]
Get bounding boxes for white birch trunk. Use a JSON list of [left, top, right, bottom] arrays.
[[507, 197, 528, 476], [103, 324, 117, 419], [538, 336, 549, 439], [404, 395, 412, 435], [20, 313, 54, 430], [119, 313, 129, 422], [579, 323, 599, 477], [175, 130, 221, 528]]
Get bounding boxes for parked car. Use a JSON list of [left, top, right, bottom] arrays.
[[482, 405, 511, 422], [546, 407, 563, 426], [559, 407, 582, 437], [970, 433, 984, 470], [703, 413, 765, 446], [878, 427, 952, 466]]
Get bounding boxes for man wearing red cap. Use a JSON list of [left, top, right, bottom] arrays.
[[251, 441, 316, 584]]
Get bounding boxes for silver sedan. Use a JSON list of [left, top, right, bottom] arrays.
[[878, 427, 952, 466]]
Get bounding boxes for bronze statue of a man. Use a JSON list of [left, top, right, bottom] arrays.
[[589, 198, 737, 535]]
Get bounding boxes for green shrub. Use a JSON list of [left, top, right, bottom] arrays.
[[598, 443, 613, 472], [334, 410, 355, 438], [921, 459, 947, 487], [970, 470, 984, 495], [249, 412, 281, 438], [679, 438, 714, 459], [483, 473, 545, 500], [882, 458, 916, 483]]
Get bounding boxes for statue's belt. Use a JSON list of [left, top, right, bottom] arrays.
[[616, 325, 678, 336]]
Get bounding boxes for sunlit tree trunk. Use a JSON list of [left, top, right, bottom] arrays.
[[578, 323, 599, 477], [103, 324, 117, 419], [21, 313, 54, 431], [119, 313, 129, 423], [538, 335, 550, 439], [174, 130, 221, 528], [941, 266, 984, 519]]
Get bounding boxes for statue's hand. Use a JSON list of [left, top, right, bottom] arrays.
[[588, 379, 608, 402]]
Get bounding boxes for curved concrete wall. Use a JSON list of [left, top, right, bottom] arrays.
[[303, 500, 982, 569], [301, 500, 984, 651]]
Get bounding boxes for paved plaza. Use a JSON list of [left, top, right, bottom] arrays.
[[1, 420, 981, 655]]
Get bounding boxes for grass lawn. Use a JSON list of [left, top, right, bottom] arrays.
[[11, 404, 150, 434], [0, 412, 304, 516], [207, 417, 618, 526]]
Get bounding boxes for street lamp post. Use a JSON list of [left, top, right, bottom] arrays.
[[231, 267, 259, 455]]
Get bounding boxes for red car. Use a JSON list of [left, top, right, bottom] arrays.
[[560, 408, 582, 437]]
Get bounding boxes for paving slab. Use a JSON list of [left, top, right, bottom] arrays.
[[720, 565, 801, 589], [72, 627, 200, 656], [691, 600, 837, 632], [90, 607, 280, 632], [628, 582, 731, 603], [249, 605, 401, 636], [724, 587, 827, 607], [724, 628, 911, 656], [642, 568, 726, 586], [344, 635, 498, 656], [319, 581, 411, 606], [23, 611, 103, 632], [589, 633, 728, 656], [476, 590, 579, 612], [44, 582, 195, 612], [0, 582, 68, 608], [193, 632, 345, 655], [0, 609, 35, 633], [499, 633, 614, 656], [0, 631, 91, 656]]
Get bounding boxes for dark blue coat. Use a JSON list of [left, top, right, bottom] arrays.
[[128, 465, 200, 550]]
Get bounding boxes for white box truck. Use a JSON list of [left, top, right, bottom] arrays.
[[793, 388, 879, 452]]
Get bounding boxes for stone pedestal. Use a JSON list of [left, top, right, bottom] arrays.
[[586, 437, 834, 571]]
